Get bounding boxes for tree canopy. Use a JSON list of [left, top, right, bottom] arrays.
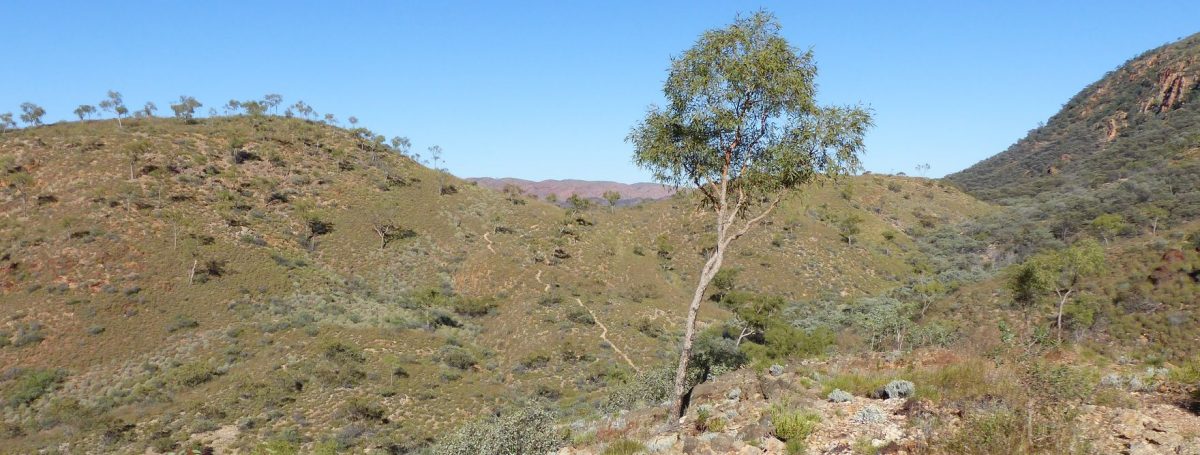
[[628, 10, 871, 420]]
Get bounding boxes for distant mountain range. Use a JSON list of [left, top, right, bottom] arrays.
[[467, 177, 675, 202]]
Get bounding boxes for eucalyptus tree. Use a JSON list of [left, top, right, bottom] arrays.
[[1009, 239, 1105, 342], [0, 112, 14, 133], [99, 90, 128, 127], [323, 113, 337, 125], [262, 93, 283, 114], [74, 105, 97, 121], [170, 96, 202, 119], [603, 190, 621, 212], [627, 11, 871, 419], [390, 136, 411, 156], [142, 102, 157, 117], [19, 102, 46, 126], [428, 145, 446, 195], [241, 100, 266, 116], [224, 99, 242, 115], [291, 101, 314, 119]]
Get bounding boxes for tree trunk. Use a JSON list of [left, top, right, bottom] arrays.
[[1055, 289, 1072, 342], [671, 245, 724, 421]]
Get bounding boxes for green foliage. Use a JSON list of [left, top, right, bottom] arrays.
[[629, 11, 870, 198], [432, 406, 563, 455], [838, 213, 864, 245], [603, 439, 646, 455], [437, 345, 477, 370], [769, 403, 821, 454], [566, 193, 592, 212], [601, 366, 675, 413], [170, 362, 216, 388], [849, 296, 914, 351], [6, 369, 66, 407], [1090, 213, 1128, 245], [948, 34, 1200, 245]]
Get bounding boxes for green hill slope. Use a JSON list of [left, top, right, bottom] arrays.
[[0, 116, 992, 452], [946, 32, 1200, 237]]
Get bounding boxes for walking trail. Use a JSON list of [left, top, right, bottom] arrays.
[[534, 267, 638, 372]]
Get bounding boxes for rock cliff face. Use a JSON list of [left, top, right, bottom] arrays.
[[946, 32, 1200, 203]]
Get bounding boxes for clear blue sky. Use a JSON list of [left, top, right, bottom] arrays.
[[3, 1, 1198, 182]]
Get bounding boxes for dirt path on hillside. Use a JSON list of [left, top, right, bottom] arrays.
[[534, 268, 638, 372], [575, 297, 640, 373], [483, 232, 496, 254]]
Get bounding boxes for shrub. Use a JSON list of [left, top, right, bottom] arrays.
[[452, 297, 497, 317], [884, 380, 915, 399], [322, 340, 365, 364], [943, 409, 1024, 454], [769, 404, 821, 455], [438, 346, 477, 370], [852, 405, 886, 424], [601, 366, 674, 413], [11, 322, 45, 347], [603, 439, 646, 455], [343, 397, 386, 421], [166, 315, 199, 333], [566, 307, 595, 325], [171, 362, 216, 388], [432, 406, 563, 455], [827, 389, 853, 403], [6, 369, 66, 407]]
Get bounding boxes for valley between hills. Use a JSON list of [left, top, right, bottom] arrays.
[[2, 19, 1200, 455]]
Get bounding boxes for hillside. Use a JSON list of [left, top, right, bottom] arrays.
[[0, 117, 993, 453], [946, 32, 1200, 237], [467, 177, 674, 204]]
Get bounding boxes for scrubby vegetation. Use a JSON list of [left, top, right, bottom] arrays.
[[0, 15, 1198, 455]]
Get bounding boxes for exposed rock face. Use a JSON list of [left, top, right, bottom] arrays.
[[946, 32, 1200, 201]]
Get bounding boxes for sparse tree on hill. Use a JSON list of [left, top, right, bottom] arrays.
[[323, 113, 337, 125], [915, 163, 930, 177], [545, 193, 558, 204], [429, 145, 444, 195], [291, 101, 314, 119], [9, 171, 34, 212], [123, 140, 151, 180], [74, 105, 97, 121], [170, 96, 202, 119], [348, 116, 358, 129], [262, 93, 283, 114], [19, 102, 46, 126], [0, 112, 15, 133], [241, 100, 266, 116], [627, 11, 871, 420], [142, 102, 157, 118], [99, 90, 127, 127], [567, 193, 591, 213], [603, 190, 621, 212], [1090, 213, 1127, 247], [390, 136, 411, 156], [1010, 239, 1105, 341], [1139, 205, 1168, 235], [501, 183, 526, 204], [224, 99, 241, 115], [838, 213, 863, 245]]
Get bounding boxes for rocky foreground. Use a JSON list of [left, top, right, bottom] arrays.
[[558, 360, 1200, 455]]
